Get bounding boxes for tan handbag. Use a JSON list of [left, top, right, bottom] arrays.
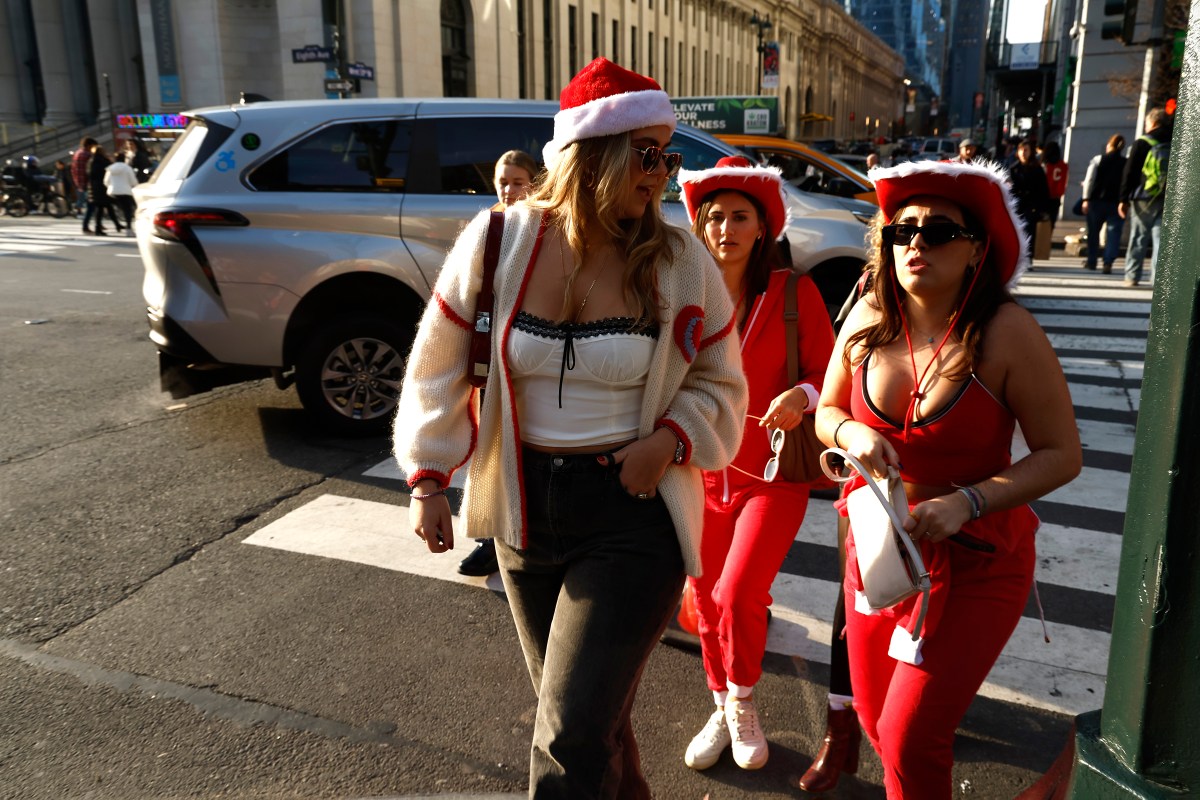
[[820, 447, 931, 642]]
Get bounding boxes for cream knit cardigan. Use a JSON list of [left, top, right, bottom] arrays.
[[393, 205, 747, 576]]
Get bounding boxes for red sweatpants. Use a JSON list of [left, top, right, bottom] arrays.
[[845, 533, 1035, 800], [691, 471, 810, 691]]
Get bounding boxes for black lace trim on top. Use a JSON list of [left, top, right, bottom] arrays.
[[513, 310, 660, 339], [512, 311, 659, 409]]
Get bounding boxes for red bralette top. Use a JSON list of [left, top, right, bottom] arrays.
[[850, 354, 1015, 487]]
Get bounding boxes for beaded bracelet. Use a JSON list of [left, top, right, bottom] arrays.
[[833, 418, 852, 449], [411, 488, 446, 501]]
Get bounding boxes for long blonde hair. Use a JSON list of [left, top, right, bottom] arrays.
[[526, 132, 682, 324]]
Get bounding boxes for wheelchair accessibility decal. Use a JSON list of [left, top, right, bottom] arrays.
[[215, 151, 237, 172]]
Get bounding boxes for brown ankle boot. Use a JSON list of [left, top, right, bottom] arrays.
[[796, 705, 862, 792]]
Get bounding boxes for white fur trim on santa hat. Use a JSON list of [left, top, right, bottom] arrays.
[[542, 88, 677, 167], [868, 158, 1031, 289], [677, 164, 793, 241]]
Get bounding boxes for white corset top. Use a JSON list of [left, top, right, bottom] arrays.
[[506, 311, 659, 447]]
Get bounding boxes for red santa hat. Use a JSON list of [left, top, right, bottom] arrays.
[[542, 58, 678, 168], [678, 155, 791, 241], [869, 159, 1030, 287]]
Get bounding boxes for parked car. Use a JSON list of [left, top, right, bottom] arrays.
[[717, 133, 877, 206], [134, 99, 872, 434], [912, 137, 961, 161]]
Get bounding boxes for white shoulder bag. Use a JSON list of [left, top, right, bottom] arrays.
[[821, 448, 931, 653]]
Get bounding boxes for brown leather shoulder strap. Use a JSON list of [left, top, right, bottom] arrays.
[[466, 211, 505, 388], [784, 269, 800, 385]]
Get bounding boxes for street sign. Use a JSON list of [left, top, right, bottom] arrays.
[[293, 44, 334, 63], [347, 62, 375, 80], [324, 79, 355, 94]]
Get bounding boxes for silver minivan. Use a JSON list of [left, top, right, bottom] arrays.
[[135, 99, 872, 434]]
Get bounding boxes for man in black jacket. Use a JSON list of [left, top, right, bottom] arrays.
[[1081, 134, 1127, 272], [1119, 107, 1171, 287]]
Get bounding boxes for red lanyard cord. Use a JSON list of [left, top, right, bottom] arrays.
[[890, 240, 989, 442]]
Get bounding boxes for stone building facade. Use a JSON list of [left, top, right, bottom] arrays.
[[1, 0, 905, 153]]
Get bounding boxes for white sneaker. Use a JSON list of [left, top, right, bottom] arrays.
[[726, 696, 769, 769], [683, 708, 731, 770]]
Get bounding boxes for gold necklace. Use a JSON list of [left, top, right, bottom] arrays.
[[560, 237, 609, 321]]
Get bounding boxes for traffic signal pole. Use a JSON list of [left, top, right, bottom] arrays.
[[1038, 6, 1200, 797]]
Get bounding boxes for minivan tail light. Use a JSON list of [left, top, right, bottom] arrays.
[[152, 209, 249, 295]]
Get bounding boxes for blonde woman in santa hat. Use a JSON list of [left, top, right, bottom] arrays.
[[676, 156, 834, 771], [815, 160, 1081, 798], [394, 58, 746, 799]]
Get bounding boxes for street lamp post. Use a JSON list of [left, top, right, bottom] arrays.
[[749, 10, 773, 96], [102, 72, 113, 127]]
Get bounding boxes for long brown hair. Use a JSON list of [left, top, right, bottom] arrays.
[[526, 131, 683, 324], [844, 203, 1013, 380]]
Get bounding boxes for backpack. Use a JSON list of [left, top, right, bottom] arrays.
[[1138, 135, 1170, 200]]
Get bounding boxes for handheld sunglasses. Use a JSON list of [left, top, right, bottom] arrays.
[[631, 145, 683, 177], [763, 427, 787, 483], [882, 222, 977, 248]]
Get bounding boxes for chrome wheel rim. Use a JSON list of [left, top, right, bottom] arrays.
[[319, 336, 404, 421]]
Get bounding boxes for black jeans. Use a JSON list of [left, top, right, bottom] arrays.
[[496, 447, 685, 800]]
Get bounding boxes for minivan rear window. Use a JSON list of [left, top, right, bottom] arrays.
[[249, 120, 412, 192], [150, 118, 233, 186]]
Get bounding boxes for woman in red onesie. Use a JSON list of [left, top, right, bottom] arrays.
[[678, 156, 835, 771], [816, 159, 1081, 799]]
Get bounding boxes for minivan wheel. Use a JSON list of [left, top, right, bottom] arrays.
[[295, 315, 412, 436]]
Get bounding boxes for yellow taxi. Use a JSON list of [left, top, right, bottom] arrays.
[[717, 133, 878, 206]]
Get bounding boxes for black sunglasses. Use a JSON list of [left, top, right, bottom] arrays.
[[631, 145, 683, 177], [882, 222, 977, 248]]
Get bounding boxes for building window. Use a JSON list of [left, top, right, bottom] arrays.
[[569, 6, 578, 77], [648, 31, 655, 78], [543, 0, 554, 100], [591, 12, 599, 59], [612, 19, 619, 63], [679, 41, 684, 94], [441, 0, 470, 97], [517, 0, 528, 97], [692, 46, 697, 94], [631, 26, 638, 72], [664, 37, 671, 92]]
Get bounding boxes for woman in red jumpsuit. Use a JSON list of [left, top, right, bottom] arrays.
[[816, 159, 1081, 798], [678, 156, 836, 771]]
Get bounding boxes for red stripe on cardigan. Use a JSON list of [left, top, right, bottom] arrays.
[[433, 291, 473, 331], [698, 313, 737, 351], [654, 418, 692, 465], [501, 215, 550, 549]]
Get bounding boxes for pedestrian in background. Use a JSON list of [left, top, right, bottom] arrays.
[[1081, 134, 1127, 273], [1007, 138, 1049, 259], [952, 139, 978, 164], [53, 159, 73, 201], [125, 138, 154, 183], [1041, 141, 1068, 235], [491, 149, 538, 210], [71, 136, 96, 218], [394, 57, 747, 799], [677, 156, 835, 772], [105, 152, 138, 235], [1119, 107, 1172, 287], [816, 159, 1081, 799], [84, 144, 123, 236]]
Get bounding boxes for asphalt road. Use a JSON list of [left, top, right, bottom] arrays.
[[0, 216, 1084, 799]]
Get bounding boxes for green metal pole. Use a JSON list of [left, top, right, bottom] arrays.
[[1060, 4, 1200, 796]]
